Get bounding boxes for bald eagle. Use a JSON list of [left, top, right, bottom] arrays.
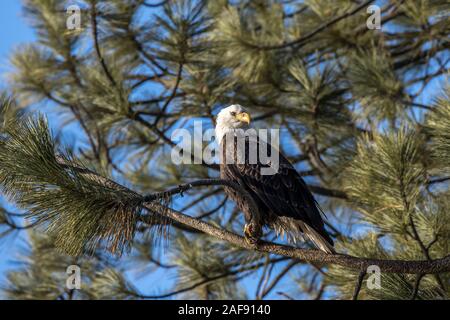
[[215, 105, 335, 253]]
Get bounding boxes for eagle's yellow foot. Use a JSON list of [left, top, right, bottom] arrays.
[[244, 223, 260, 245]]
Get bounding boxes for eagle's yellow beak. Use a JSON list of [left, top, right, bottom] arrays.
[[235, 112, 251, 124]]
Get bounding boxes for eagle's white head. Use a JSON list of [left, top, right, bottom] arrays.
[[215, 104, 251, 143]]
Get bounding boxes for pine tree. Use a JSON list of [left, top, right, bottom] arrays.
[[0, 0, 449, 300]]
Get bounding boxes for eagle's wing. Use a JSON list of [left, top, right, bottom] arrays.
[[224, 135, 334, 251]]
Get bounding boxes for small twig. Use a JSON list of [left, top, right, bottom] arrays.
[[276, 292, 295, 300], [90, 2, 117, 87], [154, 63, 184, 125], [314, 284, 326, 300], [426, 235, 439, 251], [255, 256, 271, 299], [260, 260, 300, 299], [307, 185, 348, 199], [142, 0, 168, 8], [408, 215, 446, 293], [253, 0, 375, 50], [196, 196, 228, 219], [144, 179, 260, 223], [149, 257, 176, 269], [410, 273, 425, 300], [352, 270, 367, 300], [179, 189, 221, 212], [136, 258, 284, 299], [427, 177, 450, 185], [401, 100, 433, 110]]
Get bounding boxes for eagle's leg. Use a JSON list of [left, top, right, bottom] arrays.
[[244, 221, 262, 245]]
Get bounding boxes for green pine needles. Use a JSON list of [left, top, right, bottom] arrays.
[[0, 111, 142, 256]]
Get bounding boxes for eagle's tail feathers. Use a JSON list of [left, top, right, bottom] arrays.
[[271, 217, 335, 254], [301, 222, 335, 254]]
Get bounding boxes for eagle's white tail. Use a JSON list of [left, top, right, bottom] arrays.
[[300, 222, 335, 254], [272, 217, 335, 254]]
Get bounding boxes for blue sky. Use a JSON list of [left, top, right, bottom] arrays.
[[0, 1, 35, 84], [0, 0, 35, 295]]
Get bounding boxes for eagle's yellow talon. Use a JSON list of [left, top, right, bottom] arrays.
[[244, 223, 259, 245]]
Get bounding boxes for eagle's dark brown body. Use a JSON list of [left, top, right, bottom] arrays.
[[220, 133, 334, 253]]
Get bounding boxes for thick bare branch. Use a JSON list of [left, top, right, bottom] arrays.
[[149, 202, 450, 274], [54, 158, 450, 275]]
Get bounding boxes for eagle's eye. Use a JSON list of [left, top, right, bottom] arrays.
[[230, 111, 236, 117]]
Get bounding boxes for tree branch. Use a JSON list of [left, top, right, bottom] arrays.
[[149, 201, 450, 274], [54, 158, 450, 274], [351, 269, 366, 300], [90, 1, 117, 87], [260, 260, 300, 299], [253, 0, 374, 50], [136, 257, 287, 299], [408, 215, 446, 293], [410, 273, 425, 300]]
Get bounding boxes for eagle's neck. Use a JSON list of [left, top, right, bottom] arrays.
[[215, 124, 232, 145], [215, 124, 248, 145]]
